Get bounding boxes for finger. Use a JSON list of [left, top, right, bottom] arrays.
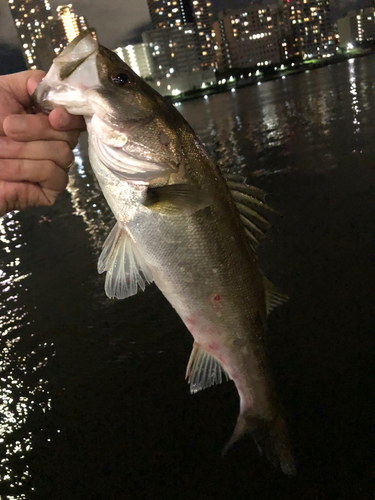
[[0, 136, 74, 170], [27, 70, 46, 97], [4, 114, 81, 149], [0, 158, 68, 192], [0, 70, 46, 109], [49, 108, 86, 132]]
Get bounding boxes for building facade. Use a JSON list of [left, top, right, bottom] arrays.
[[57, 4, 83, 43], [114, 44, 153, 79], [147, 0, 194, 29], [146, 0, 215, 70], [213, 7, 281, 72], [142, 25, 201, 78], [285, 0, 335, 59], [337, 8, 375, 47], [7, 0, 56, 70], [7, 0, 92, 71], [190, 0, 215, 68]]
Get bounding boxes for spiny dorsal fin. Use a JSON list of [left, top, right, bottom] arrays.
[[226, 180, 268, 203], [98, 222, 153, 299], [185, 343, 229, 394], [263, 277, 288, 314], [220, 171, 276, 250]]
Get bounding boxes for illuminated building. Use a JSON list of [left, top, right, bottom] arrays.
[[337, 8, 375, 47], [142, 25, 200, 78], [147, 0, 194, 29], [114, 44, 152, 78], [57, 4, 80, 43], [191, 0, 215, 68], [213, 7, 281, 72], [146, 0, 215, 69], [7, 0, 56, 70], [285, 0, 334, 59]]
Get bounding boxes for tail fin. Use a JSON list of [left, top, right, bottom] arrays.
[[222, 411, 296, 476]]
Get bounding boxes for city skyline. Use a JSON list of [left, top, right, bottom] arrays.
[[0, 0, 369, 51]]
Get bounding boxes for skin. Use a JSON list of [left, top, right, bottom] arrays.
[[0, 70, 85, 217]]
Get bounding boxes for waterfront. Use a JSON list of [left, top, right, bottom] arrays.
[[0, 56, 373, 499]]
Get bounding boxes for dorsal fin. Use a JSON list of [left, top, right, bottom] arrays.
[[221, 171, 276, 250], [185, 343, 229, 394], [263, 277, 289, 314]]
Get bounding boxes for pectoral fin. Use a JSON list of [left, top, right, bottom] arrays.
[[143, 184, 212, 216], [98, 222, 153, 299]]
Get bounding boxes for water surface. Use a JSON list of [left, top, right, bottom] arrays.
[[0, 57, 373, 499]]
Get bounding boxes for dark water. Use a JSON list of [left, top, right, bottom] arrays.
[[0, 57, 373, 499]]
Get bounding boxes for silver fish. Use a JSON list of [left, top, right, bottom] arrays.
[[34, 32, 295, 474]]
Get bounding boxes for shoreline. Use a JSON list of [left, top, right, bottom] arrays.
[[167, 47, 375, 104]]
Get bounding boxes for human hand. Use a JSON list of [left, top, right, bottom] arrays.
[[0, 70, 85, 217]]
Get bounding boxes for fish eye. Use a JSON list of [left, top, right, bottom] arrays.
[[110, 72, 130, 86]]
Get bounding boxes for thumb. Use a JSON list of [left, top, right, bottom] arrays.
[[26, 70, 46, 97]]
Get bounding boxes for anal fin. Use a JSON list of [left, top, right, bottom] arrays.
[[185, 343, 229, 394], [98, 222, 153, 299]]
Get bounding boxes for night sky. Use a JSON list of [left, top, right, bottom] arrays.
[[0, 0, 363, 51]]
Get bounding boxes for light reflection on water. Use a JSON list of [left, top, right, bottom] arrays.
[[67, 140, 113, 254], [178, 56, 375, 178], [0, 213, 52, 496]]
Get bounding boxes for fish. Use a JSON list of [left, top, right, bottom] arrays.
[[34, 31, 295, 475]]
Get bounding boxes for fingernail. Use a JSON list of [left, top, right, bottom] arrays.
[[8, 116, 26, 133], [58, 112, 70, 129]]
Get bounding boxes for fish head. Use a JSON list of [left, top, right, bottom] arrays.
[[34, 31, 188, 181]]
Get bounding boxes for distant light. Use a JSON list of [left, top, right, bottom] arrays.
[[171, 89, 180, 96], [204, 95, 208, 99], [231, 88, 236, 92], [257, 82, 261, 85], [282, 76, 286, 79], [347, 42, 354, 50], [156, 81, 161, 86]]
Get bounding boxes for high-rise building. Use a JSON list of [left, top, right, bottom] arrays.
[[337, 8, 375, 47], [285, 0, 335, 59], [57, 4, 80, 43], [191, 0, 215, 68], [114, 44, 152, 79], [7, 0, 56, 70], [146, 0, 215, 69], [213, 7, 282, 72], [142, 25, 201, 78], [147, 0, 194, 29]]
